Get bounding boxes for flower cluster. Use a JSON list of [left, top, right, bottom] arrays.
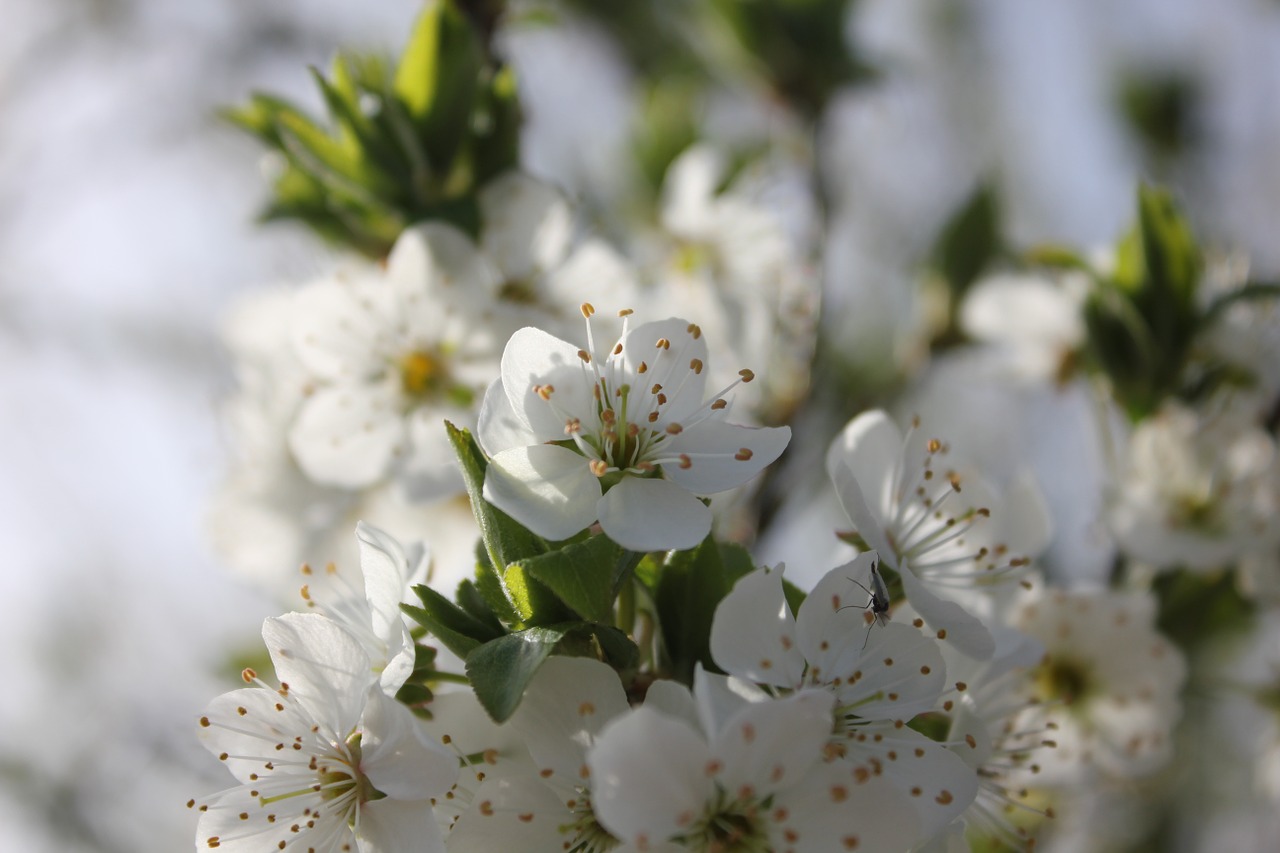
[[192, 5, 1280, 852]]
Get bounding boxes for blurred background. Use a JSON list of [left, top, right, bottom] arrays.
[[3, 0, 1280, 850]]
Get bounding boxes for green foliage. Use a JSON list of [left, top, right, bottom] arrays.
[[1152, 569, 1254, 653], [1082, 184, 1203, 419], [465, 622, 640, 722], [403, 583, 504, 659], [933, 184, 1002, 303], [223, 0, 520, 258], [652, 535, 732, 684]]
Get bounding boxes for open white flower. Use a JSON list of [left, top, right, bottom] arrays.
[[708, 557, 977, 839], [1009, 587, 1187, 781], [297, 522, 428, 695], [827, 410, 1051, 658], [478, 306, 791, 550], [191, 613, 457, 852], [287, 223, 501, 499], [588, 687, 920, 853], [1109, 400, 1280, 573]]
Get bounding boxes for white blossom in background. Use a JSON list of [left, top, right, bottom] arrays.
[[208, 280, 481, 602], [587, 685, 920, 853], [1109, 400, 1280, 575], [646, 144, 819, 420], [191, 613, 457, 852], [708, 557, 978, 839], [827, 409, 1052, 659], [959, 271, 1086, 383], [1009, 587, 1186, 781], [287, 222, 502, 499], [478, 307, 791, 551], [478, 171, 643, 340]]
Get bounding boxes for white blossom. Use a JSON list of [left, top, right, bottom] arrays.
[[827, 410, 1052, 659], [191, 613, 457, 852], [1109, 400, 1280, 573], [708, 558, 978, 839], [1008, 587, 1187, 781], [588, 686, 920, 852], [287, 223, 501, 498], [478, 307, 791, 550]]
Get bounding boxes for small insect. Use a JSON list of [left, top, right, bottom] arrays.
[[844, 559, 891, 650]]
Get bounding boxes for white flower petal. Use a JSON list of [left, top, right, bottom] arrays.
[[660, 144, 724, 239], [588, 706, 713, 848], [664, 421, 791, 494], [360, 689, 458, 801], [198, 688, 302, 784], [693, 667, 771, 739], [388, 221, 499, 316], [477, 378, 538, 455], [832, 459, 898, 566], [263, 613, 374, 736], [642, 679, 699, 731], [445, 773, 571, 852], [354, 522, 418, 694], [483, 444, 601, 540], [617, 318, 709, 424], [596, 477, 711, 551], [709, 566, 804, 688], [479, 172, 572, 280], [291, 278, 394, 380], [829, 622, 947, 720], [499, 326, 595, 440], [510, 656, 630, 783], [356, 797, 447, 853], [899, 562, 995, 660], [795, 553, 883, 677], [288, 383, 406, 488], [774, 761, 921, 853], [825, 409, 902, 521], [544, 240, 640, 309], [710, 689, 834, 796], [843, 725, 977, 838]]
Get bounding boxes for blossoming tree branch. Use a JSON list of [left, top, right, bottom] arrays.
[[191, 2, 1280, 852]]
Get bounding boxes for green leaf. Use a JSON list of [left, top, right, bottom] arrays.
[[445, 422, 571, 625], [1200, 282, 1280, 330], [717, 542, 756, 585], [590, 624, 640, 673], [933, 184, 1001, 298], [513, 535, 621, 623], [465, 626, 570, 722], [1137, 183, 1199, 305], [472, 66, 522, 184], [455, 577, 505, 631], [654, 535, 730, 684], [393, 0, 483, 171], [276, 110, 395, 201], [403, 583, 504, 660]]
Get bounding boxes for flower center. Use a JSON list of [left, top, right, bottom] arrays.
[[397, 347, 475, 407], [681, 790, 771, 853], [1033, 657, 1091, 705], [560, 790, 619, 853]]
